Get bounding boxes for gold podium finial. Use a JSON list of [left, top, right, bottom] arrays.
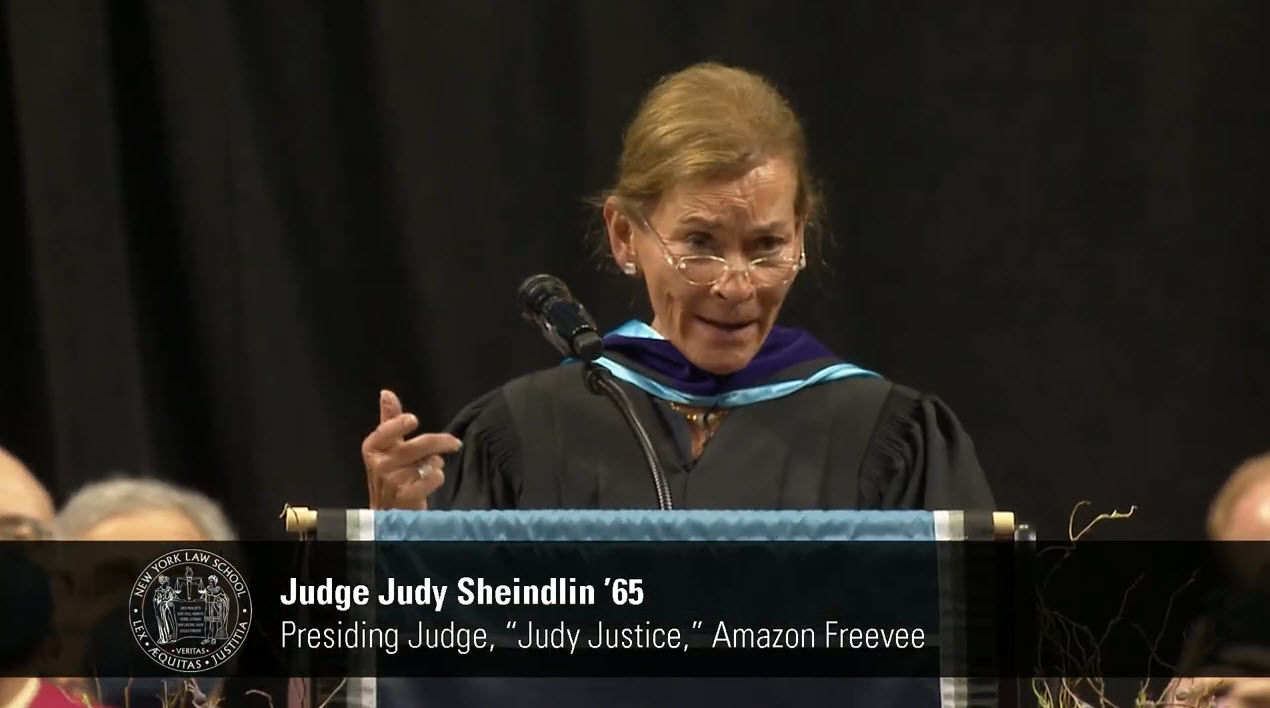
[[281, 504, 317, 535], [993, 511, 1015, 540]]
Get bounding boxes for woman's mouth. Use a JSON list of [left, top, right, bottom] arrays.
[[696, 316, 759, 342]]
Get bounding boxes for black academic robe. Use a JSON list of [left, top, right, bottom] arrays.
[[398, 362, 998, 708], [433, 361, 994, 512]]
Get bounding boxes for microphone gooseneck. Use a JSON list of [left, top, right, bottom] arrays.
[[583, 365, 674, 510], [517, 274, 673, 510]]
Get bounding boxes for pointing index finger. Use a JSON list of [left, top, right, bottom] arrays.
[[398, 433, 463, 458]]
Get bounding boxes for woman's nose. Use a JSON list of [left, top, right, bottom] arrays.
[[710, 266, 756, 301]]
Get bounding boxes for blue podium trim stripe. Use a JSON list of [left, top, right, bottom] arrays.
[[369, 509, 939, 542]]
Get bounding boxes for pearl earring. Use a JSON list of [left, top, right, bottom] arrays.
[[622, 262, 638, 275]]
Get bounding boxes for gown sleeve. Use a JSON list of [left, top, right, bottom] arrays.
[[859, 384, 996, 511], [428, 388, 522, 510]]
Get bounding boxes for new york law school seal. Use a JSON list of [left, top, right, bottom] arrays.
[[129, 548, 253, 673]]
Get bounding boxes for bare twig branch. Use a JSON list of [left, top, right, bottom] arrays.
[[1069, 501, 1138, 543], [315, 678, 347, 708], [245, 689, 277, 708], [1031, 501, 1194, 708]]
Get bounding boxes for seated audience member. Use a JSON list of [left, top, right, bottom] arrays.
[[0, 447, 107, 708], [56, 477, 235, 708], [1162, 452, 1270, 708], [1208, 451, 1270, 543], [0, 447, 54, 539], [57, 477, 235, 541]]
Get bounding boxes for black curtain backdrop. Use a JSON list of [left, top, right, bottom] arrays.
[[2, 0, 1267, 541]]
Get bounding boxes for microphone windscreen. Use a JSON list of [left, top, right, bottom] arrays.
[[517, 274, 570, 315]]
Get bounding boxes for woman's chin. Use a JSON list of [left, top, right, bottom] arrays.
[[684, 345, 759, 376]]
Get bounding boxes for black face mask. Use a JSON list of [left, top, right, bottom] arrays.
[[0, 545, 53, 673]]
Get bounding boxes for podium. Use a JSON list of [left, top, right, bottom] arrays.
[[283, 508, 1030, 708]]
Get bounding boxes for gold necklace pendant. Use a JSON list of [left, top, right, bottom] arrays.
[[667, 402, 728, 430]]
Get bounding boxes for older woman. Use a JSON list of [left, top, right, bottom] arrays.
[[362, 62, 994, 514]]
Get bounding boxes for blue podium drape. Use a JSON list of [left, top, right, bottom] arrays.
[[304, 509, 1006, 708]]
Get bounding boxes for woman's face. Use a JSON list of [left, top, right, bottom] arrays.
[[606, 157, 804, 375]]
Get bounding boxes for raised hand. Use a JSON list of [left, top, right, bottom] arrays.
[[360, 389, 462, 510]]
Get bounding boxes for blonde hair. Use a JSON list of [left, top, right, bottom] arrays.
[[599, 63, 824, 247]]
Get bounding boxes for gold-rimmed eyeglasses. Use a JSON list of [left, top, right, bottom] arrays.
[[631, 210, 806, 288]]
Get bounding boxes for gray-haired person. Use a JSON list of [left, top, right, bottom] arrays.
[[57, 477, 236, 708], [57, 477, 235, 541]]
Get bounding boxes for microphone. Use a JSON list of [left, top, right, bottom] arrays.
[[517, 274, 604, 361]]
